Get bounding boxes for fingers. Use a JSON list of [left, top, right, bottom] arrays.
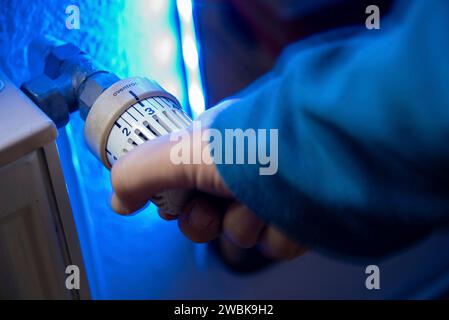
[[259, 226, 308, 261], [161, 198, 307, 261], [177, 196, 223, 243], [222, 203, 307, 260], [222, 202, 265, 248]]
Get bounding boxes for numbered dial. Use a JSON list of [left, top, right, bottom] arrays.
[[105, 96, 191, 165], [84, 77, 193, 215]]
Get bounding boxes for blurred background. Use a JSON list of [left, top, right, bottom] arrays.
[[1, 0, 449, 299]]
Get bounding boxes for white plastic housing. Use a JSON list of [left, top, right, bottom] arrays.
[[84, 77, 192, 214]]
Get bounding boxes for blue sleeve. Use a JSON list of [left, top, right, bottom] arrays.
[[210, 0, 449, 258]]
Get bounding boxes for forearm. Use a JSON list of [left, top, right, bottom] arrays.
[[210, 0, 449, 258]]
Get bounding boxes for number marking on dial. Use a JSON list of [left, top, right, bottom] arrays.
[[105, 97, 189, 166]]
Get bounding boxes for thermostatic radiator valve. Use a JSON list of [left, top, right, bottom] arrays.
[[22, 37, 192, 215]]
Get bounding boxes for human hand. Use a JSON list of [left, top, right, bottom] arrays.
[[110, 100, 307, 261]]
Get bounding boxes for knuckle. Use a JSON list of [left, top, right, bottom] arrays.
[[179, 221, 216, 244], [178, 201, 220, 243], [192, 209, 220, 234]]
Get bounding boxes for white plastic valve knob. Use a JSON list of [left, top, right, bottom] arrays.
[[84, 77, 193, 215]]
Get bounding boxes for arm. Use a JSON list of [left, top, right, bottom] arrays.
[[211, 0, 449, 257]]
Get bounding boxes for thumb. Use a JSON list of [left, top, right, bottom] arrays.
[[110, 125, 231, 214]]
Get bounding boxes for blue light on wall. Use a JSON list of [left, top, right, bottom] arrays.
[[119, 0, 187, 107], [57, 0, 207, 299], [177, 0, 206, 117]]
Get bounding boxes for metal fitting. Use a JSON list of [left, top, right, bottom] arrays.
[[21, 75, 69, 128], [78, 72, 120, 120], [21, 37, 120, 127]]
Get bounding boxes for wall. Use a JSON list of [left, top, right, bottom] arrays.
[[0, 0, 185, 104]]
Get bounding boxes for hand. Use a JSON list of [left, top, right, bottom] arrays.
[[110, 100, 307, 261]]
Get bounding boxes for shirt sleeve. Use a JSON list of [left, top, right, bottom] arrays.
[[210, 0, 449, 258]]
